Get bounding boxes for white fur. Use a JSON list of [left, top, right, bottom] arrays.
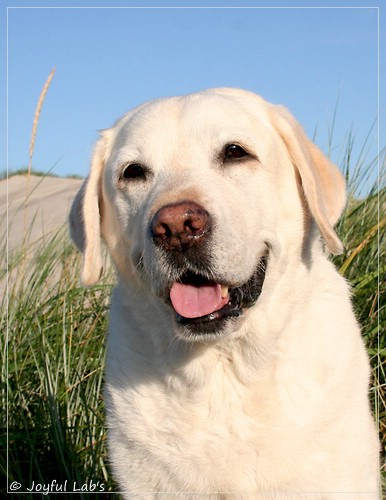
[[69, 88, 379, 499]]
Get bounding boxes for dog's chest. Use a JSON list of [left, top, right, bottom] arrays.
[[123, 357, 278, 487], [108, 340, 327, 492]]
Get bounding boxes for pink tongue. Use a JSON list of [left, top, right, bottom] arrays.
[[170, 282, 229, 318]]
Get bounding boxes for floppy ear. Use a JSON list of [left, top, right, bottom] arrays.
[[69, 134, 108, 286], [269, 105, 346, 254]]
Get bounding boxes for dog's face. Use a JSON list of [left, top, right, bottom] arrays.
[[70, 88, 346, 341]]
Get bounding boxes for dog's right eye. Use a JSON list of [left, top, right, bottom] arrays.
[[121, 164, 146, 180]]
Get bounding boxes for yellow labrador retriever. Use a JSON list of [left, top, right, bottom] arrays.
[[69, 88, 379, 498]]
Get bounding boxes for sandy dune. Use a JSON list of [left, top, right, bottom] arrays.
[[1, 174, 83, 251], [0, 175, 84, 298]]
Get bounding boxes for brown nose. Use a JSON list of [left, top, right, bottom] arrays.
[[151, 201, 210, 251]]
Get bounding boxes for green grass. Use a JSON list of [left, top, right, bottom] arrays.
[[1, 230, 115, 497], [0, 168, 84, 180], [0, 168, 57, 180], [1, 145, 384, 498]]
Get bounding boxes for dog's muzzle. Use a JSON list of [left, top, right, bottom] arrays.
[[151, 201, 267, 337]]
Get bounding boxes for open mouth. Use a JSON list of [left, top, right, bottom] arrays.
[[167, 253, 268, 336]]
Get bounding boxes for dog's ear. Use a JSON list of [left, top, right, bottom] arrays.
[[269, 105, 346, 254], [69, 132, 109, 286]]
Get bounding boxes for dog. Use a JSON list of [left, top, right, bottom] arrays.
[[69, 88, 379, 498]]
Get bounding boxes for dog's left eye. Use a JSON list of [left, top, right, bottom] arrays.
[[223, 144, 249, 161]]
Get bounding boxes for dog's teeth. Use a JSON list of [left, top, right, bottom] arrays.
[[221, 285, 229, 299]]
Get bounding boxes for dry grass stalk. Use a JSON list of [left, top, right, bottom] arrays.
[[28, 66, 56, 174], [21, 67, 56, 276]]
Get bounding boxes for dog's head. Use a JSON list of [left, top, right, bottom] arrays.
[[69, 88, 346, 341]]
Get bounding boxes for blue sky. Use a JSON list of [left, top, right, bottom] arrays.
[[2, 1, 383, 192]]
